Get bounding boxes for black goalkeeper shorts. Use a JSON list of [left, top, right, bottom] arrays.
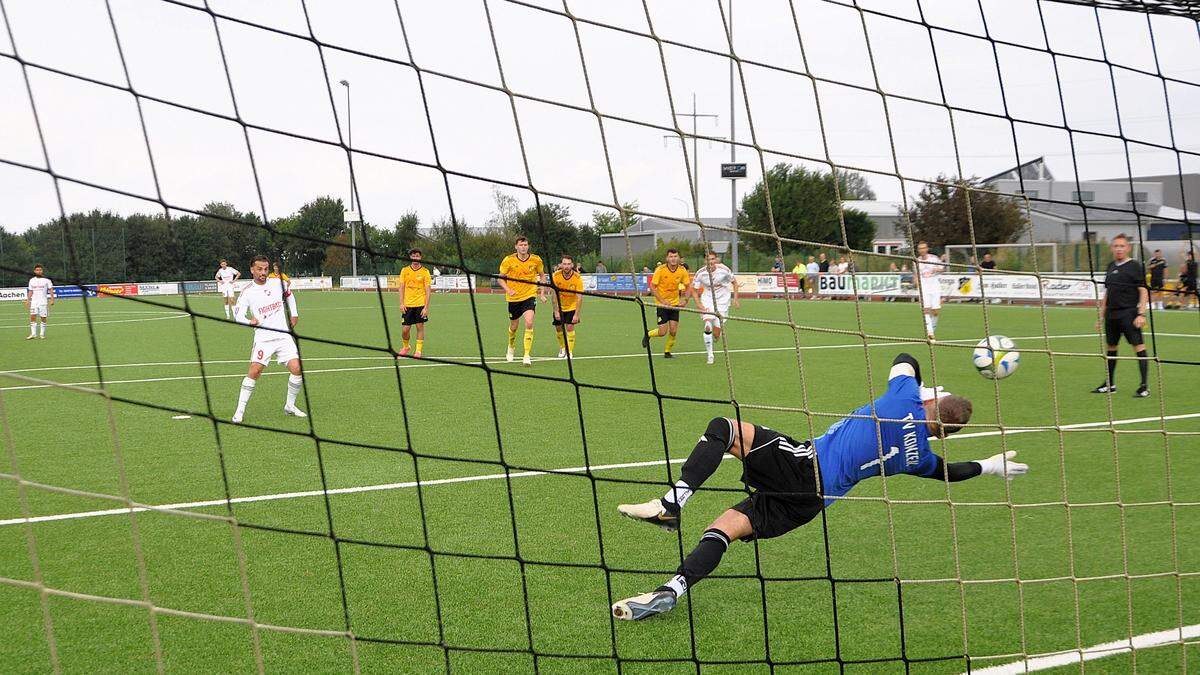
[[508, 297, 537, 321], [731, 425, 824, 541]]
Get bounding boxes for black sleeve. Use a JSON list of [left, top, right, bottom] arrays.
[[919, 455, 982, 482], [892, 352, 922, 383]]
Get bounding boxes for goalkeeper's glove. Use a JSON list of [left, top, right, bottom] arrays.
[[919, 384, 950, 402], [976, 450, 1028, 480]]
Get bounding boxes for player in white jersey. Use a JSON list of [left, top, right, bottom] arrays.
[[215, 259, 241, 319], [230, 256, 305, 423], [25, 264, 54, 340], [915, 241, 944, 340], [691, 251, 740, 365]]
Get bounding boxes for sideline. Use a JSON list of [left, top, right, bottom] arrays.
[[968, 623, 1200, 674]]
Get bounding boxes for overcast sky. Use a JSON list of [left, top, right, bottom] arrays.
[[2, 0, 1199, 234]]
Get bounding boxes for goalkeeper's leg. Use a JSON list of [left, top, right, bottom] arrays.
[[617, 417, 751, 531], [612, 508, 751, 621]]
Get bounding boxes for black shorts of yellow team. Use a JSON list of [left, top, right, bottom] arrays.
[[730, 425, 824, 541], [401, 306, 428, 326], [655, 307, 680, 325], [552, 310, 576, 327], [1104, 311, 1143, 346], [508, 297, 537, 321]]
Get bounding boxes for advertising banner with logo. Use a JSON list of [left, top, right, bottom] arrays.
[[340, 276, 389, 289], [0, 287, 26, 301], [938, 274, 1101, 301], [136, 283, 180, 296], [581, 274, 598, 291], [290, 276, 333, 290], [97, 283, 139, 297], [818, 274, 904, 296], [53, 285, 98, 298], [591, 274, 649, 293], [432, 275, 475, 291], [182, 280, 218, 294]]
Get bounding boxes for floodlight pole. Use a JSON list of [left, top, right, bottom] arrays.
[[340, 79, 357, 278], [728, 0, 739, 272]]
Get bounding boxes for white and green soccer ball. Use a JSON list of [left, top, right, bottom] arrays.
[[973, 335, 1020, 380]]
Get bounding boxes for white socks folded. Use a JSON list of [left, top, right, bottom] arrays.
[[286, 374, 303, 408]]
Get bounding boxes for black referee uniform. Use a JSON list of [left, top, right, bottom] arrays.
[[1096, 257, 1148, 395]]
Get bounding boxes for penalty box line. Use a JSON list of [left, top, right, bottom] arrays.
[[1, 412, 1196, 529], [7, 331, 1198, 392]]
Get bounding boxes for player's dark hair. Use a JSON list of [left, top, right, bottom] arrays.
[[33, 263, 43, 269], [936, 395, 973, 436], [251, 255, 269, 266], [409, 248, 422, 256], [515, 236, 528, 244], [561, 254, 573, 262], [666, 248, 680, 255], [220, 259, 227, 263], [1112, 233, 1129, 243]]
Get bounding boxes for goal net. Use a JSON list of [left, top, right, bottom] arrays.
[[1, 0, 1198, 673]]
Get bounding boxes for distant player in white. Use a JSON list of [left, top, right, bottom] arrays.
[[231, 256, 306, 423], [215, 259, 241, 319], [25, 264, 54, 340], [915, 241, 944, 340], [691, 251, 740, 365]]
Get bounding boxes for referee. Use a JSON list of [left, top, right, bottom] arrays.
[[1093, 233, 1150, 397]]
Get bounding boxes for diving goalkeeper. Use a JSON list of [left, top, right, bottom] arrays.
[[612, 353, 1029, 621]]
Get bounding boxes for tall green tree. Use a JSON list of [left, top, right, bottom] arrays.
[[738, 163, 875, 253], [838, 171, 877, 200], [591, 201, 642, 234], [907, 175, 1028, 249]]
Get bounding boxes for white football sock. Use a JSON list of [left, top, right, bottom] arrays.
[[224, 305, 231, 318], [923, 314, 934, 335], [703, 331, 713, 353], [286, 374, 303, 408], [931, 314, 939, 332], [664, 574, 687, 598], [30, 322, 37, 336], [662, 479, 694, 509], [39, 322, 45, 337], [236, 376, 256, 415]]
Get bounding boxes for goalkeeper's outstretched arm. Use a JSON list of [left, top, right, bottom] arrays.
[[923, 451, 1029, 483]]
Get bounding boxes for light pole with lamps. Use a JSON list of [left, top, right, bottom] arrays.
[[339, 79, 358, 277]]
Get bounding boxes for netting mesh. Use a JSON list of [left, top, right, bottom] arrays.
[[1, 0, 1199, 672]]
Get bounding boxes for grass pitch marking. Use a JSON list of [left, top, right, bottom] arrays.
[[969, 622, 1200, 673], [7, 331, 1195, 391], [1, 412, 1196, 528]]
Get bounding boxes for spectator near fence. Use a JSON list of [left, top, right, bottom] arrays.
[[805, 257, 820, 299]]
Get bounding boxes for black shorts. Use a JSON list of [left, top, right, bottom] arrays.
[[508, 297, 537, 321], [730, 426, 824, 541], [1104, 314, 1143, 347], [1183, 278, 1197, 293], [1149, 276, 1165, 291], [401, 306, 427, 326], [552, 309, 576, 327], [655, 307, 680, 325]]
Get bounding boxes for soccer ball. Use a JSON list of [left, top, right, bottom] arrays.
[[973, 335, 1020, 380]]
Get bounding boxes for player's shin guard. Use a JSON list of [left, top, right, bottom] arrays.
[[286, 374, 302, 408], [566, 331, 575, 354], [662, 417, 732, 511], [523, 329, 534, 356], [236, 377, 256, 414], [664, 333, 677, 354], [1136, 349, 1148, 386], [660, 528, 731, 597]]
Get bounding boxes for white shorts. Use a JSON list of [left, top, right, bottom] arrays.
[[29, 302, 47, 318], [919, 280, 942, 310], [702, 302, 731, 327], [220, 284, 236, 298], [251, 336, 299, 366]]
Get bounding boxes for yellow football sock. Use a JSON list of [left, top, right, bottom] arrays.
[[555, 330, 566, 350], [401, 337, 410, 349], [415, 339, 424, 353], [523, 329, 534, 356], [647, 328, 659, 339], [566, 331, 576, 354], [507, 328, 517, 348], [665, 333, 677, 353]]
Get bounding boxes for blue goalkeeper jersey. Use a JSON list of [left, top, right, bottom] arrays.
[[812, 374, 939, 503]]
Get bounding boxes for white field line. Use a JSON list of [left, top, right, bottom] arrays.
[[6, 331, 1197, 392], [969, 623, 1200, 674], [1, 412, 1196, 529], [0, 313, 189, 329]]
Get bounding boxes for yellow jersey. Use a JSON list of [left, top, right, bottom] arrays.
[[268, 271, 290, 283], [399, 265, 432, 307], [551, 270, 583, 312], [499, 253, 544, 302], [651, 264, 691, 306]]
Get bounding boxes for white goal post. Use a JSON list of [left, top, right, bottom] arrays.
[[945, 243, 1059, 274]]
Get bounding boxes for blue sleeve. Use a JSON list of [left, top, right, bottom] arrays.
[[911, 449, 939, 477], [887, 375, 921, 403]]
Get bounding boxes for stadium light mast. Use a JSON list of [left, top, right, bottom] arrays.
[[339, 78, 357, 277], [664, 94, 717, 224], [728, 0, 739, 272]]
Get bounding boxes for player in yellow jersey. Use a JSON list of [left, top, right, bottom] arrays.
[[268, 262, 291, 284], [398, 248, 432, 359], [498, 236, 547, 366], [551, 254, 584, 359], [642, 248, 691, 358]]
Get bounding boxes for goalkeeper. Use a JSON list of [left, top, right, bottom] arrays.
[[612, 353, 1028, 621]]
